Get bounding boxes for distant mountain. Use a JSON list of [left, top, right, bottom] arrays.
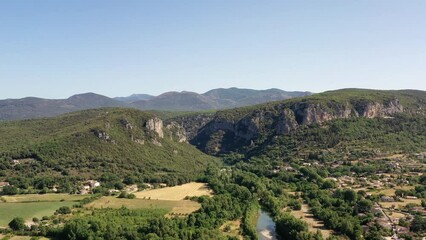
[[132, 88, 311, 111], [114, 94, 155, 103], [0, 93, 129, 121], [0, 88, 310, 121]]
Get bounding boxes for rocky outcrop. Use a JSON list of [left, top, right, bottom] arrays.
[[189, 98, 405, 154], [120, 118, 134, 130], [166, 122, 187, 143], [354, 99, 404, 118], [276, 109, 298, 135], [169, 114, 213, 140], [145, 118, 164, 138], [91, 129, 115, 143]]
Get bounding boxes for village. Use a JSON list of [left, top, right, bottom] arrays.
[[272, 152, 426, 239]]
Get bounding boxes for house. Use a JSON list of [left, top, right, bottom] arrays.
[[405, 196, 418, 200], [125, 184, 138, 192], [159, 183, 167, 188], [396, 226, 409, 234], [109, 189, 120, 194], [87, 180, 100, 188], [380, 196, 395, 202], [0, 182, 10, 187], [11, 160, 20, 165]]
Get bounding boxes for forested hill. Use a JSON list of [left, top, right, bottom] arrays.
[[0, 108, 219, 191], [181, 89, 426, 155], [0, 88, 310, 121]]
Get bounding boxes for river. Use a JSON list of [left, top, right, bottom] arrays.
[[256, 210, 278, 240]]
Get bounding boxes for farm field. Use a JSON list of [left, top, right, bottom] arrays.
[[1, 236, 49, 240], [291, 203, 333, 238], [85, 196, 201, 215], [1, 194, 86, 203], [380, 199, 422, 209], [134, 182, 212, 200], [0, 201, 76, 227], [0, 194, 85, 227], [374, 186, 415, 196]]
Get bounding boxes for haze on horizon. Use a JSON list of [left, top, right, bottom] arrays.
[[1, 0, 425, 99]]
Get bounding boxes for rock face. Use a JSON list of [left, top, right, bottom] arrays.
[[145, 118, 164, 138], [354, 99, 404, 118], [91, 129, 114, 143], [276, 109, 298, 135], [120, 119, 134, 130], [166, 122, 188, 143], [189, 98, 405, 154]]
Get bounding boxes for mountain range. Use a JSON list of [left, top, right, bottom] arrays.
[[0, 88, 311, 121]]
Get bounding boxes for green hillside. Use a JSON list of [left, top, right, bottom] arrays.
[[188, 89, 426, 155], [212, 89, 426, 121], [0, 108, 219, 192]]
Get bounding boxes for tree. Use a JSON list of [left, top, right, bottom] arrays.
[[1, 185, 18, 195], [410, 215, 426, 233], [9, 217, 26, 231], [357, 199, 373, 213], [276, 213, 309, 239], [55, 206, 71, 215]]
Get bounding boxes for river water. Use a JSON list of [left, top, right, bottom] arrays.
[[256, 210, 278, 240]]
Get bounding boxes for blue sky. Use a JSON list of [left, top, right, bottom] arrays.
[[0, 0, 425, 99]]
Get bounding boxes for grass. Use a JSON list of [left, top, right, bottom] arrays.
[[380, 199, 422, 209], [85, 196, 201, 216], [0, 201, 76, 227], [220, 219, 243, 240], [134, 182, 213, 201], [1, 194, 86, 203]]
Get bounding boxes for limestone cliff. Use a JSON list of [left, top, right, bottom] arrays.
[[189, 97, 405, 154], [145, 117, 164, 138]]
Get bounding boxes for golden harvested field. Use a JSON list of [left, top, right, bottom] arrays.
[[1, 194, 85, 203], [134, 182, 212, 201], [85, 196, 201, 215], [291, 204, 333, 238]]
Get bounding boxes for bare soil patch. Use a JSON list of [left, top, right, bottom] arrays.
[[291, 203, 333, 238]]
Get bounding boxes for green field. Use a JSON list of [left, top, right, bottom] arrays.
[[0, 201, 76, 227], [0, 194, 86, 227], [1, 194, 86, 203]]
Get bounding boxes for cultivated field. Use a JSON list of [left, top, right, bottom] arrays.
[[85, 196, 201, 215], [0, 194, 85, 227], [380, 199, 422, 209], [1, 194, 85, 203], [1, 236, 50, 240], [0, 201, 76, 227], [134, 182, 212, 201], [374, 186, 415, 196], [291, 204, 333, 238]]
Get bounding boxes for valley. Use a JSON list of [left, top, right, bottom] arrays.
[[0, 89, 425, 240]]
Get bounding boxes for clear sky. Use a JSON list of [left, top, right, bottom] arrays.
[[0, 0, 425, 99]]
